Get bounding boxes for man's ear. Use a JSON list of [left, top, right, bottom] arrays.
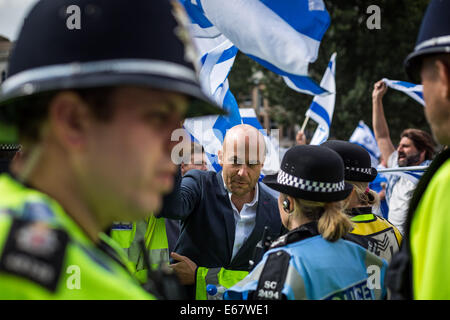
[[436, 59, 450, 99], [47, 91, 92, 152], [420, 149, 426, 163]]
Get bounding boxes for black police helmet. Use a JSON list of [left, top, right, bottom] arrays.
[[263, 145, 353, 203], [404, 0, 450, 83], [0, 0, 225, 119], [321, 140, 378, 183]]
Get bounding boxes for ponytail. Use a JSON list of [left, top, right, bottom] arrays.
[[318, 201, 353, 242], [294, 198, 353, 242], [347, 181, 380, 208]]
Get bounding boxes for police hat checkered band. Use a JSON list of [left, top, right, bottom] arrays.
[[277, 170, 345, 193], [345, 166, 372, 175], [0, 144, 20, 151], [1, 59, 198, 96], [414, 35, 450, 52]]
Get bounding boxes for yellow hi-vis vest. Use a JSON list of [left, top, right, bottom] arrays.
[[196, 267, 249, 300], [110, 216, 169, 284], [348, 211, 402, 263]]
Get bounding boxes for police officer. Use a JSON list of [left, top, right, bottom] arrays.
[[0, 0, 223, 299], [322, 140, 402, 263], [224, 145, 388, 300], [386, 0, 450, 299]]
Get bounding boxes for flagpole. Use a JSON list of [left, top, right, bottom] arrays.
[[377, 165, 429, 173], [300, 116, 310, 133]]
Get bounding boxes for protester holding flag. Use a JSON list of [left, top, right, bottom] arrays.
[[158, 124, 283, 299], [322, 141, 402, 263], [371, 80, 435, 235]]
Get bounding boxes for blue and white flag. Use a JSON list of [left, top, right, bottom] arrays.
[[306, 52, 337, 145], [179, 0, 242, 171], [180, 0, 332, 172], [382, 78, 425, 107], [186, 0, 332, 96], [349, 120, 381, 167]]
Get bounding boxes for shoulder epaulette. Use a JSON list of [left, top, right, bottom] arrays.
[[0, 217, 69, 291], [254, 250, 290, 300]]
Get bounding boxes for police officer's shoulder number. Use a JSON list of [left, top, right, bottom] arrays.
[[0, 218, 69, 292], [254, 250, 290, 300]]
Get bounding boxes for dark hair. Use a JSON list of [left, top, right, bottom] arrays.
[[400, 128, 436, 160], [5, 87, 117, 144]]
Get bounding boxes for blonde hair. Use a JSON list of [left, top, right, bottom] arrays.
[[347, 181, 379, 207], [292, 197, 353, 242]]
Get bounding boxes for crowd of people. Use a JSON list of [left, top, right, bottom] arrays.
[[0, 0, 449, 300]]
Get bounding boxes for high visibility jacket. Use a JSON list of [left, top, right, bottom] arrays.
[[0, 174, 154, 299], [224, 222, 388, 300], [385, 148, 450, 300], [110, 216, 169, 284], [344, 207, 402, 263], [411, 156, 450, 299], [195, 267, 249, 300]]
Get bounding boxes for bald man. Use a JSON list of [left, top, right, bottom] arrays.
[[159, 124, 283, 299]]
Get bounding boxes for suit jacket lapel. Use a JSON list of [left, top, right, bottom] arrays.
[[215, 171, 235, 262]]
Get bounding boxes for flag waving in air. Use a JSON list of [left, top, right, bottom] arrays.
[[192, 0, 332, 96], [349, 120, 381, 167], [382, 78, 425, 107], [179, 0, 333, 172], [306, 52, 337, 145]]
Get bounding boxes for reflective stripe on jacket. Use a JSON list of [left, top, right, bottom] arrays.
[[110, 216, 169, 283]]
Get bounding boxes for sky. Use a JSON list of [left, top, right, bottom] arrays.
[[0, 0, 38, 41]]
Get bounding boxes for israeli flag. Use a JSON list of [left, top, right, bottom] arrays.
[[180, 0, 332, 171], [186, 0, 332, 96], [382, 78, 425, 107], [180, 0, 242, 171], [306, 52, 337, 145], [349, 120, 381, 167]]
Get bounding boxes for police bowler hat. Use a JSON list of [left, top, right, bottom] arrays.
[[0, 0, 225, 118], [263, 145, 353, 203], [404, 0, 450, 82], [321, 140, 378, 182]]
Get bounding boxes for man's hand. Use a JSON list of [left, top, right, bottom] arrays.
[[296, 130, 307, 145], [372, 80, 388, 101], [169, 252, 197, 285]]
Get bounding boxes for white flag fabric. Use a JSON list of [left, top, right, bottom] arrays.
[[380, 169, 426, 184], [382, 78, 425, 107], [349, 120, 381, 167], [239, 108, 280, 175], [306, 52, 337, 145]]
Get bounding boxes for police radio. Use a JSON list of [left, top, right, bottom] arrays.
[[249, 226, 273, 271]]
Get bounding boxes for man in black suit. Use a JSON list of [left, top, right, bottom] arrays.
[[159, 124, 283, 299]]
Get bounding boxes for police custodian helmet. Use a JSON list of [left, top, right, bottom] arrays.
[[404, 0, 450, 82], [0, 0, 225, 118]]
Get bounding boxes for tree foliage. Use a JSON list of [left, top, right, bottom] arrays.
[[228, 0, 430, 145]]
